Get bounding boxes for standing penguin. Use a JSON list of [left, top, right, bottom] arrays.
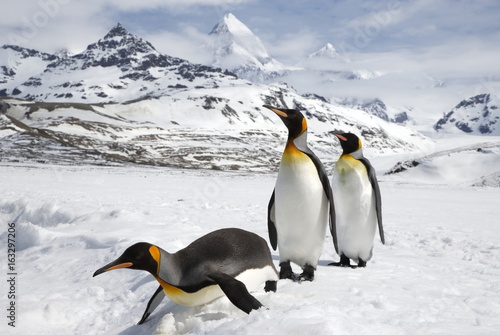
[[264, 105, 336, 281], [93, 228, 278, 324], [330, 132, 384, 268]]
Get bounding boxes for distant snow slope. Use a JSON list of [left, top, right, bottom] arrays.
[[0, 82, 432, 170], [1, 163, 499, 335], [385, 138, 500, 186]]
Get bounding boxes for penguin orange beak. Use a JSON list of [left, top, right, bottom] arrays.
[[334, 134, 348, 141], [93, 260, 133, 277], [263, 105, 288, 118]]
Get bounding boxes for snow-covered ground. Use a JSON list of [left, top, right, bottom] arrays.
[[1, 159, 499, 335]]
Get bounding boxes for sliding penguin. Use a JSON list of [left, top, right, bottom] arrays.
[[93, 228, 278, 324], [330, 132, 384, 268], [264, 105, 336, 281]]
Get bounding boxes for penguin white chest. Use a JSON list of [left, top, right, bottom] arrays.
[[158, 265, 277, 307], [332, 155, 377, 261], [274, 152, 329, 267]]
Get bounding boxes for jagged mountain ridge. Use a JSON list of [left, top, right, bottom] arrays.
[[1, 18, 405, 126], [434, 93, 500, 135], [0, 24, 237, 103]]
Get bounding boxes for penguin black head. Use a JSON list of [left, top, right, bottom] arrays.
[[93, 242, 160, 277], [335, 132, 362, 155], [263, 105, 307, 140]]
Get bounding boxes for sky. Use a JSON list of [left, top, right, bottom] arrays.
[[1, 0, 500, 119]]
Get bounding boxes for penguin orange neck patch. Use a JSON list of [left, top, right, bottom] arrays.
[[149, 245, 161, 274], [301, 118, 307, 135]]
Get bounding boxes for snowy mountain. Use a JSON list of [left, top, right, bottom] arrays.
[[308, 43, 340, 59], [334, 97, 412, 124], [0, 23, 433, 170], [208, 13, 293, 82], [0, 24, 237, 103], [434, 93, 500, 135], [0, 45, 58, 96]]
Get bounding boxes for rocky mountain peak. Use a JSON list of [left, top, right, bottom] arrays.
[[83, 23, 157, 57], [103, 23, 128, 39]]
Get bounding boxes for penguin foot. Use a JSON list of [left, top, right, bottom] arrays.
[[279, 261, 298, 281], [298, 264, 315, 282], [264, 280, 277, 292], [348, 258, 368, 269], [328, 254, 351, 267], [357, 259, 367, 268]]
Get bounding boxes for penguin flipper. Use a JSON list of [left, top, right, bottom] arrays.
[[209, 272, 263, 314], [303, 151, 338, 253], [360, 158, 385, 244], [138, 285, 165, 325], [267, 190, 278, 250]]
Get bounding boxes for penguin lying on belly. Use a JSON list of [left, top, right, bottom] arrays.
[[93, 228, 279, 324], [330, 132, 385, 268]]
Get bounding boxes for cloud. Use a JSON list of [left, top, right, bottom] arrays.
[[0, 0, 252, 52], [105, 0, 251, 11], [263, 29, 323, 65], [144, 26, 213, 64]]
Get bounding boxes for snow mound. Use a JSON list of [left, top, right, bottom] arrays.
[[15, 222, 55, 250], [385, 141, 500, 185], [0, 199, 76, 227], [472, 170, 500, 187]]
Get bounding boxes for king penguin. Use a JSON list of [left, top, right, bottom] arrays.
[[264, 105, 336, 281], [330, 132, 384, 268], [93, 228, 278, 324]]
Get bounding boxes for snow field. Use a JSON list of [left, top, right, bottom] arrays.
[[1, 163, 499, 334]]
